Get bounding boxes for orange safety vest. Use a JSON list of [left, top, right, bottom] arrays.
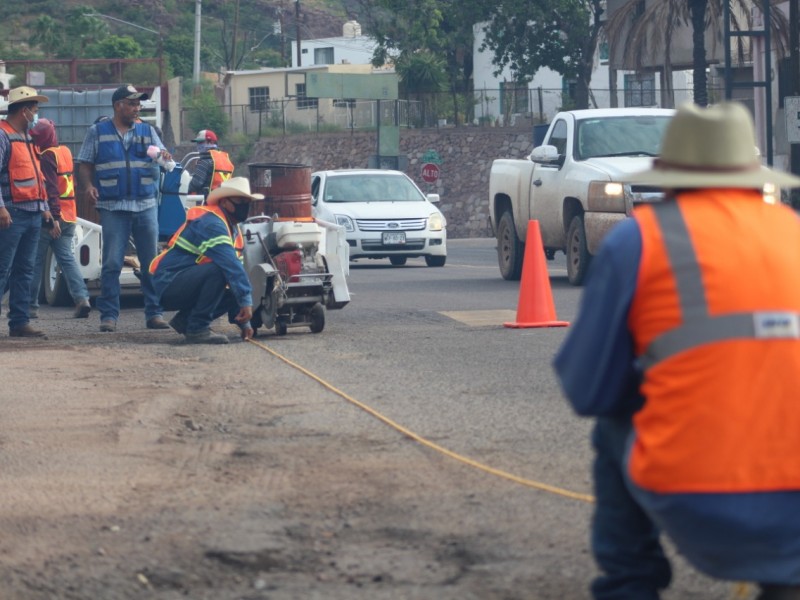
[[627, 189, 800, 494], [0, 120, 47, 204], [41, 145, 77, 222], [149, 205, 243, 274], [209, 149, 234, 190]]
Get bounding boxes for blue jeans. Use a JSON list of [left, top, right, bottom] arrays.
[[0, 207, 43, 330], [97, 207, 162, 322], [590, 416, 672, 599], [30, 220, 90, 309], [158, 262, 240, 333]]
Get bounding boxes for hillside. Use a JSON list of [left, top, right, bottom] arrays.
[[0, 0, 365, 78]]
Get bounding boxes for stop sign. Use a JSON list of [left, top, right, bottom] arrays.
[[421, 163, 440, 183]]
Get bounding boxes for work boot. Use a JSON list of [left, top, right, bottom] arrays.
[[168, 311, 188, 335], [146, 315, 170, 330], [9, 323, 47, 338], [184, 329, 229, 345], [99, 319, 116, 332], [29, 308, 39, 319], [73, 299, 91, 319]]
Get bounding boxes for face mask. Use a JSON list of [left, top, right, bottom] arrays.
[[25, 110, 39, 130], [231, 202, 251, 223]]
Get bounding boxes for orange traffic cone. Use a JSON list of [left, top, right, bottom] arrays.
[[504, 220, 569, 329]]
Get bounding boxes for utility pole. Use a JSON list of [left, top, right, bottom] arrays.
[[231, 0, 241, 70], [295, 0, 302, 67], [193, 0, 202, 86]]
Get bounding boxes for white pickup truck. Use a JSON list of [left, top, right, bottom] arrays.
[[489, 108, 675, 285]]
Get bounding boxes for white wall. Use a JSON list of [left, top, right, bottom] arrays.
[[293, 36, 377, 68], [471, 22, 692, 124]]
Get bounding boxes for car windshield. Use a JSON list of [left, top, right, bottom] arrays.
[[322, 174, 426, 203], [576, 115, 671, 160]]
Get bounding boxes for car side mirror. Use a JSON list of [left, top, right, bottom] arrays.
[[426, 193, 440, 203], [530, 144, 559, 164]]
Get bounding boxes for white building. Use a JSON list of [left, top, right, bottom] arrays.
[[292, 21, 377, 68], [471, 22, 692, 126]]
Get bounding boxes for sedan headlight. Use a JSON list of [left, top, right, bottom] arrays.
[[428, 212, 445, 231], [335, 214, 355, 232]]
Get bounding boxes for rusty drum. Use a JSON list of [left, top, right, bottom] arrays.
[[248, 163, 313, 221]]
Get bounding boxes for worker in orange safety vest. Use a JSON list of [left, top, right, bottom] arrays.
[[188, 129, 234, 198], [554, 102, 800, 600], [150, 177, 261, 344], [28, 117, 92, 320]]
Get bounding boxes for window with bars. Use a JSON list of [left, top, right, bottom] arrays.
[[249, 86, 270, 112], [624, 73, 656, 107], [295, 83, 318, 110]]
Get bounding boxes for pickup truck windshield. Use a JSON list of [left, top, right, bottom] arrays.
[[576, 116, 672, 161], [323, 174, 426, 203]]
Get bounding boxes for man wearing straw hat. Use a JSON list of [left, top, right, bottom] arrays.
[[149, 177, 261, 344], [554, 102, 800, 600], [0, 85, 53, 338]]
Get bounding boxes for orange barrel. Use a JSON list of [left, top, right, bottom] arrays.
[[248, 163, 313, 221]]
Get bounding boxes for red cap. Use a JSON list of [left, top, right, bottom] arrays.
[[192, 129, 218, 143]]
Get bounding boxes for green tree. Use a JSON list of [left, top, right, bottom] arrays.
[[606, 0, 790, 107], [479, 0, 605, 110], [85, 35, 142, 59], [29, 15, 63, 57], [184, 82, 229, 138], [63, 7, 110, 57], [357, 0, 491, 124]]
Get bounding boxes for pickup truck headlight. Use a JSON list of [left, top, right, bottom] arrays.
[[335, 215, 355, 232], [587, 181, 627, 213], [428, 212, 445, 231]]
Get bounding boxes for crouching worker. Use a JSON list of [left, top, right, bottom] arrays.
[[150, 177, 262, 344]]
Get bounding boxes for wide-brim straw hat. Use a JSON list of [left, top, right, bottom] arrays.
[[624, 101, 800, 189], [7, 86, 49, 106], [206, 177, 265, 206]]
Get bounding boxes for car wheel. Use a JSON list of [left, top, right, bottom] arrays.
[[309, 303, 325, 333], [425, 255, 446, 267], [566, 215, 592, 286], [43, 246, 73, 307], [497, 210, 523, 280], [389, 256, 407, 266]]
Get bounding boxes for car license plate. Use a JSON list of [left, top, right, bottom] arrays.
[[382, 231, 406, 245]]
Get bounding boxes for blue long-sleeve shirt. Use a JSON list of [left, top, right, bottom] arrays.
[[553, 218, 644, 417], [152, 211, 253, 310], [553, 215, 800, 584]]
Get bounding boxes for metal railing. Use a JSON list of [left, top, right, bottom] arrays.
[[180, 86, 742, 140]]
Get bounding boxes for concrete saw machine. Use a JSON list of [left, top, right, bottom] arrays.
[[240, 216, 350, 336]]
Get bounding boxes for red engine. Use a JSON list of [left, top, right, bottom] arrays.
[[274, 249, 303, 283]]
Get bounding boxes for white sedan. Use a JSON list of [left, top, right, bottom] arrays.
[[311, 169, 447, 267]]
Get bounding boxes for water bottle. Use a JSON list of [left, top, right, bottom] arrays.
[[147, 145, 176, 172]]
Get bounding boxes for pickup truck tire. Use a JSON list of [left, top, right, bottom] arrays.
[[497, 211, 523, 280], [43, 246, 73, 307], [566, 215, 592, 286]]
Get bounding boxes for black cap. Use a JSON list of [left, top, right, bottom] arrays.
[[111, 84, 149, 104]]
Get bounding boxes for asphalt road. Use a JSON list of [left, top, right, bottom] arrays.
[[2, 238, 742, 599]]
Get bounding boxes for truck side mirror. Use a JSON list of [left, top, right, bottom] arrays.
[[529, 144, 559, 164]]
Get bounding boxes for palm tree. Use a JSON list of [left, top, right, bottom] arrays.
[[605, 0, 789, 107]]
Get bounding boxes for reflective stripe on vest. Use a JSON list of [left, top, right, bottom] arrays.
[[639, 202, 800, 371], [42, 145, 77, 222], [0, 120, 47, 203], [209, 150, 234, 190], [149, 206, 242, 274]]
